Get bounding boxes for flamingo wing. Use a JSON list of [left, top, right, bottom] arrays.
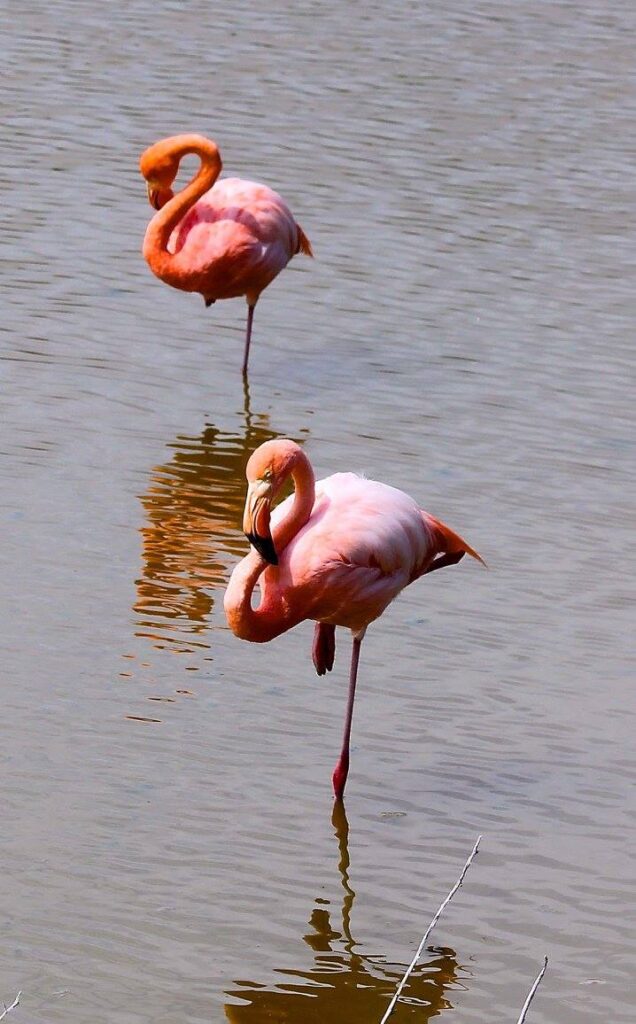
[[167, 178, 299, 299], [263, 474, 437, 633]]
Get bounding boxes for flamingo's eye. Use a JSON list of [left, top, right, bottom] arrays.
[[262, 469, 273, 483]]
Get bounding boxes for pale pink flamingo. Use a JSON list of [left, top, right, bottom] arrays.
[[224, 440, 485, 801], [139, 134, 313, 374]]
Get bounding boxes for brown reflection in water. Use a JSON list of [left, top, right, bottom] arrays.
[[225, 804, 461, 1023], [134, 382, 307, 651]]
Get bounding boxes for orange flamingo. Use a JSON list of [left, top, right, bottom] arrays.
[[139, 134, 313, 374], [224, 440, 485, 801]]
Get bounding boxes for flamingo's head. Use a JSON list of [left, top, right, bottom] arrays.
[[140, 134, 222, 210], [139, 139, 180, 210], [242, 440, 303, 565]]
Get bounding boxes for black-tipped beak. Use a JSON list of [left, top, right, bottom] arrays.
[[147, 183, 161, 210], [146, 182, 173, 210], [245, 532, 278, 565], [243, 479, 277, 563]]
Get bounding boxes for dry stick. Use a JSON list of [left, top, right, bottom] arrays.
[[0, 992, 21, 1021], [516, 957, 548, 1024], [379, 835, 482, 1024]]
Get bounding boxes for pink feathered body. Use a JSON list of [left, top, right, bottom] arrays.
[[257, 473, 439, 636], [148, 177, 301, 303]]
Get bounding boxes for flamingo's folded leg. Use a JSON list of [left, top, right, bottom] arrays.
[[312, 622, 336, 676]]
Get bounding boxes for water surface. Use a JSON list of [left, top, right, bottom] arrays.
[[1, 2, 635, 1022]]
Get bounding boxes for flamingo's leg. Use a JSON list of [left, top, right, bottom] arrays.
[[313, 622, 336, 676], [242, 304, 256, 375], [332, 633, 363, 802]]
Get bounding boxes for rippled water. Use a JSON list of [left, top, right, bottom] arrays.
[[2, 2, 635, 1022]]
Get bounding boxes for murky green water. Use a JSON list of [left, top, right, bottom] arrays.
[[1, 2, 634, 1022]]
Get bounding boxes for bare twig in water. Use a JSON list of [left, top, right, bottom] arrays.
[[0, 992, 21, 1021], [379, 835, 482, 1024], [516, 957, 548, 1024]]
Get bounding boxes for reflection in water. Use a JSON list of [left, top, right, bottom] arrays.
[[225, 805, 461, 1022], [134, 382, 307, 651]]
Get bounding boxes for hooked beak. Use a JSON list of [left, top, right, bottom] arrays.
[[146, 182, 173, 210], [147, 183, 161, 210], [243, 480, 278, 565]]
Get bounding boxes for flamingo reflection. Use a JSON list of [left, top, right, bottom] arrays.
[[134, 382, 307, 651], [225, 804, 461, 1022]]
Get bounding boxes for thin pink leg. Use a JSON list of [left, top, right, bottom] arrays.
[[332, 635, 362, 802], [242, 304, 255, 376]]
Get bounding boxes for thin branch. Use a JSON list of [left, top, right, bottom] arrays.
[[379, 835, 482, 1024], [0, 992, 21, 1021], [516, 957, 548, 1024]]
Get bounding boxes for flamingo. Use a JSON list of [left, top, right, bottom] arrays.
[[224, 439, 485, 801], [139, 134, 313, 374]]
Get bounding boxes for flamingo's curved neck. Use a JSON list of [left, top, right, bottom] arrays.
[[272, 451, 315, 556], [143, 136, 222, 280], [224, 450, 316, 643]]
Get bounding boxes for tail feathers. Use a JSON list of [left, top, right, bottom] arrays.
[[296, 224, 314, 257], [426, 513, 487, 568]]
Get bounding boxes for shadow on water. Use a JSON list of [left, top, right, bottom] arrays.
[[134, 381, 308, 653], [224, 803, 462, 1022]]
